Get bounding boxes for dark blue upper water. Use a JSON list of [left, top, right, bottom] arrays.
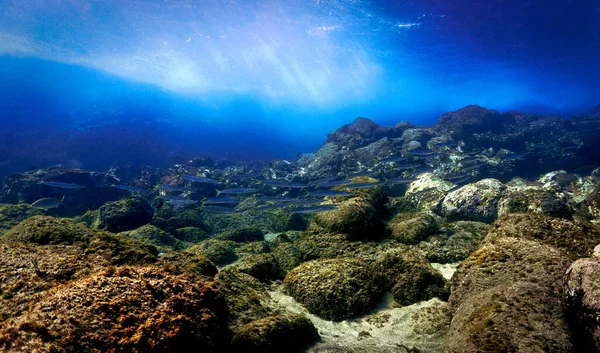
[[1, 0, 599, 176]]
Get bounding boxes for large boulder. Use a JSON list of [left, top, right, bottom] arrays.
[[2, 215, 96, 245], [445, 236, 572, 353], [283, 258, 383, 322], [96, 197, 154, 232], [388, 212, 437, 244], [417, 221, 489, 263], [441, 179, 506, 223]]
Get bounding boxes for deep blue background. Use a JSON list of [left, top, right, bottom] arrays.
[[0, 0, 598, 177]]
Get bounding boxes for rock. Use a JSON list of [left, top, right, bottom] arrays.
[[326, 117, 399, 150], [445, 237, 572, 353], [388, 212, 437, 244], [234, 253, 285, 282], [158, 251, 218, 277], [564, 257, 600, 352], [297, 142, 344, 178], [372, 249, 448, 306], [498, 187, 572, 219], [120, 224, 183, 252], [441, 178, 506, 223], [405, 173, 454, 213], [96, 197, 154, 232], [152, 208, 208, 234], [2, 215, 95, 245], [0, 266, 229, 352], [270, 237, 303, 273], [215, 226, 265, 242], [175, 226, 209, 242], [433, 105, 508, 141], [417, 221, 489, 263], [485, 212, 600, 260], [185, 239, 238, 266], [84, 232, 158, 265], [214, 268, 277, 331], [0, 204, 42, 231], [581, 183, 600, 220], [312, 196, 387, 241], [231, 314, 320, 353], [292, 232, 379, 261], [283, 258, 384, 322]]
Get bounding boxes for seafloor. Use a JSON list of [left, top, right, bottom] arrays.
[[2, 104, 600, 352]]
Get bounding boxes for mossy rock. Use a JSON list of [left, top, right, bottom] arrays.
[[214, 268, 277, 331], [84, 232, 158, 265], [441, 179, 506, 223], [498, 188, 572, 219], [485, 212, 600, 260], [75, 209, 100, 228], [388, 212, 437, 244], [231, 314, 320, 353], [119, 224, 183, 252], [158, 251, 218, 277], [2, 216, 95, 245], [283, 258, 384, 322], [581, 183, 600, 220], [293, 232, 380, 261], [372, 249, 448, 306], [235, 253, 285, 282], [445, 237, 572, 353], [152, 209, 208, 234], [215, 226, 265, 242], [271, 241, 303, 273], [312, 197, 387, 240], [0, 203, 43, 230], [175, 227, 209, 242], [96, 197, 154, 232], [417, 221, 489, 263], [0, 266, 229, 352], [185, 239, 238, 266]]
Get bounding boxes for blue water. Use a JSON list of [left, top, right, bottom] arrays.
[[0, 0, 599, 176]]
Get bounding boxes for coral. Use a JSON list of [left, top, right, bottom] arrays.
[[283, 258, 384, 322]]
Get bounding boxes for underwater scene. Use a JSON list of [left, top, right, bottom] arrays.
[[1, 0, 600, 352]]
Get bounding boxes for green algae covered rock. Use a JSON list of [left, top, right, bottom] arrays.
[[234, 253, 285, 282], [152, 208, 209, 234], [158, 251, 218, 277], [214, 268, 277, 332], [185, 239, 238, 266], [2, 215, 96, 245], [498, 187, 572, 220], [445, 236, 572, 353], [96, 197, 153, 232], [175, 226, 209, 242], [372, 249, 448, 306], [231, 314, 320, 353], [120, 224, 183, 252], [485, 212, 600, 260], [312, 196, 387, 241], [417, 221, 489, 263], [441, 178, 506, 223], [271, 240, 303, 273], [84, 232, 158, 265], [283, 258, 384, 322], [292, 232, 380, 261], [581, 183, 600, 220], [0, 266, 229, 352], [0, 203, 42, 231], [215, 226, 265, 242], [388, 212, 437, 244]]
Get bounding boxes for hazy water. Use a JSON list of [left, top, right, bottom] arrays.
[[0, 0, 598, 177]]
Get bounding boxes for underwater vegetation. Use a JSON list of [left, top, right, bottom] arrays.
[[1, 104, 600, 352]]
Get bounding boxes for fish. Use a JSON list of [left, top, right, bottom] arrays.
[[344, 181, 386, 189], [166, 199, 198, 206], [216, 188, 257, 195], [260, 179, 307, 188], [433, 141, 458, 147], [156, 195, 188, 201], [181, 175, 220, 184], [407, 149, 433, 156], [112, 184, 147, 193], [257, 196, 296, 202], [502, 152, 531, 161], [387, 177, 415, 184], [314, 180, 352, 188], [307, 176, 339, 186], [203, 197, 240, 204], [158, 184, 187, 192], [310, 190, 353, 197], [395, 163, 423, 170], [226, 172, 261, 180], [381, 156, 408, 163], [31, 196, 65, 210], [449, 175, 471, 184], [462, 162, 485, 171], [290, 204, 339, 213], [256, 203, 292, 211], [200, 206, 238, 213], [41, 181, 86, 189], [350, 171, 377, 177]]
